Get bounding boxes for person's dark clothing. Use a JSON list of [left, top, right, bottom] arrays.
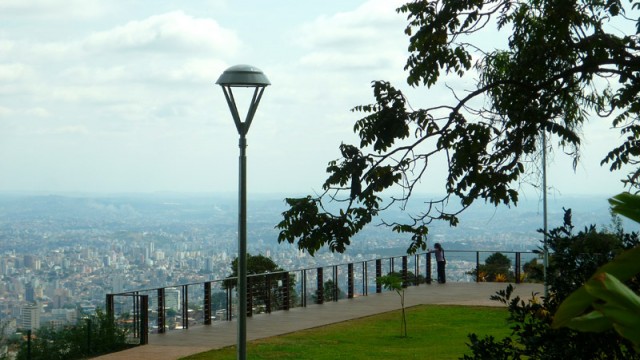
[[428, 247, 446, 283]]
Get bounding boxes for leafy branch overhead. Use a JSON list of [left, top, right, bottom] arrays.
[[278, 0, 640, 255]]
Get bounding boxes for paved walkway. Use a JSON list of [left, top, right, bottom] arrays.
[[93, 282, 544, 360]]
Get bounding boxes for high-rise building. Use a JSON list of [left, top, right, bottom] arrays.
[[20, 303, 40, 331], [23, 255, 34, 269], [25, 283, 35, 303], [164, 288, 181, 311]]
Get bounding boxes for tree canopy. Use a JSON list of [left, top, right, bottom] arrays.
[[223, 254, 283, 289], [277, 0, 640, 255]]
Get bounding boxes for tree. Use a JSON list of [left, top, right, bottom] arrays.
[[480, 253, 513, 281], [464, 208, 640, 359], [223, 254, 297, 310], [15, 309, 130, 360], [277, 0, 640, 255], [312, 279, 347, 303], [553, 193, 640, 352], [523, 258, 544, 282], [378, 274, 408, 337], [472, 252, 512, 282]]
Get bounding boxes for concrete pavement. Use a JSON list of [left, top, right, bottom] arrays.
[[93, 282, 544, 360]]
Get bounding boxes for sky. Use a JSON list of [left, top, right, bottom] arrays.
[[0, 0, 633, 199]]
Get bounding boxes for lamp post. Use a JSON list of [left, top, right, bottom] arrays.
[[216, 64, 270, 360]]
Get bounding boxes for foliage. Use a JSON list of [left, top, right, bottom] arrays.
[[223, 254, 297, 310], [0, 321, 9, 360], [464, 209, 640, 359], [553, 193, 640, 351], [522, 258, 544, 282], [388, 270, 425, 286], [468, 252, 513, 282], [377, 274, 407, 337], [15, 309, 130, 360], [277, 0, 640, 256], [313, 279, 346, 303]]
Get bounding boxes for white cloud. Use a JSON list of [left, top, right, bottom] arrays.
[[84, 11, 240, 55], [295, 0, 407, 72], [299, 51, 402, 70], [0, 40, 14, 52], [297, 0, 405, 48], [0, 106, 14, 117], [0, 0, 110, 19], [0, 63, 34, 82], [50, 125, 89, 135], [151, 59, 228, 84]]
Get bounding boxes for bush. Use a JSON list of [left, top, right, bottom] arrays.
[[15, 309, 131, 360], [468, 252, 514, 282], [463, 209, 640, 359]]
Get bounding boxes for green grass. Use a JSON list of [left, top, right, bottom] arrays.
[[181, 305, 511, 360]]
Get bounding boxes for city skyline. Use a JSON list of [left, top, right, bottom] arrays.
[[0, 0, 633, 198]]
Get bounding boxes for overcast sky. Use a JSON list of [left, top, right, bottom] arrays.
[[0, 0, 632, 199]]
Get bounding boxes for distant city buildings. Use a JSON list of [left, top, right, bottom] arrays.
[[0, 194, 620, 336], [19, 303, 40, 330]]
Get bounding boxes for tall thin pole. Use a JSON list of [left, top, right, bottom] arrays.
[[238, 133, 248, 360], [542, 132, 549, 298]]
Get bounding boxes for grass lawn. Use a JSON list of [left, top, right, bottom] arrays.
[[181, 305, 511, 360]]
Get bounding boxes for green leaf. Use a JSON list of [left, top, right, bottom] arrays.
[[552, 246, 640, 328], [609, 192, 640, 224], [585, 273, 640, 312], [566, 311, 613, 332]]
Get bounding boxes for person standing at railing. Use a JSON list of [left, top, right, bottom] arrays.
[[428, 243, 446, 284]]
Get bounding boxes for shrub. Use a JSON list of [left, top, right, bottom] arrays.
[[463, 209, 640, 359]]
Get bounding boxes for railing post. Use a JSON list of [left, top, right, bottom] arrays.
[[157, 288, 165, 333], [476, 252, 480, 283], [348, 263, 354, 299], [302, 269, 307, 307], [515, 252, 521, 284], [204, 282, 212, 325], [316, 267, 324, 304], [426, 253, 432, 284], [414, 254, 420, 286], [182, 285, 188, 329], [105, 294, 114, 320], [283, 272, 290, 310], [27, 329, 31, 359], [132, 293, 138, 338], [246, 276, 253, 317], [376, 259, 382, 293], [363, 261, 368, 296], [402, 256, 408, 288], [226, 287, 233, 321], [86, 318, 91, 354], [266, 274, 272, 313], [333, 265, 338, 302], [140, 295, 149, 345]]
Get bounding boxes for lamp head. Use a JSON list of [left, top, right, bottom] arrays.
[[216, 64, 270, 87]]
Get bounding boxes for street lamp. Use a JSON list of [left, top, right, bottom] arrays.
[[216, 64, 270, 360]]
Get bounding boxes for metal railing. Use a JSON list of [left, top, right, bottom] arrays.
[[106, 250, 537, 345]]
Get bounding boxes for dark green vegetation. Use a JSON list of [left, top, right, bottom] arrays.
[[14, 309, 131, 360], [469, 252, 514, 282], [277, 0, 640, 256], [181, 305, 511, 360], [464, 210, 640, 359], [223, 254, 298, 310], [552, 193, 640, 352]]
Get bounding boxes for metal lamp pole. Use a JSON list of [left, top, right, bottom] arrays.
[[216, 64, 270, 360]]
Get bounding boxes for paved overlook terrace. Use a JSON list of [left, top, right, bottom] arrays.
[[98, 250, 542, 359]]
